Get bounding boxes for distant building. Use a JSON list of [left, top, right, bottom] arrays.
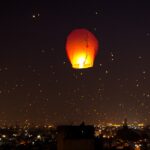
[[116, 119, 141, 141], [123, 118, 128, 129], [57, 123, 95, 150]]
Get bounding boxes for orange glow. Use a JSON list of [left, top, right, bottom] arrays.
[[66, 29, 99, 69]]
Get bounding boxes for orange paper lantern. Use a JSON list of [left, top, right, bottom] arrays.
[[66, 29, 99, 69]]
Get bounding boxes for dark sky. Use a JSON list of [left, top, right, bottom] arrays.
[[0, 0, 150, 125]]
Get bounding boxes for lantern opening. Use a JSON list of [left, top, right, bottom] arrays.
[[72, 52, 94, 69]]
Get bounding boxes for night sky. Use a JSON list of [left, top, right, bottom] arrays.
[[0, 1, 150, 125]]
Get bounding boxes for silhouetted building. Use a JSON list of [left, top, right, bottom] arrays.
[[123, 118, 128, 129], [116, 119, 141, 141], [57, 123, 95, 150]]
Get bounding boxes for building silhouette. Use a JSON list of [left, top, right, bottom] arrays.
[[116, 119, 141, 141], [57, 122, 95, 150]]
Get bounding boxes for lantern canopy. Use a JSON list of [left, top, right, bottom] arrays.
[[66, 29, 99, 69]]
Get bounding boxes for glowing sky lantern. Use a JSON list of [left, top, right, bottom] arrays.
[[66, 29, 99, 69]]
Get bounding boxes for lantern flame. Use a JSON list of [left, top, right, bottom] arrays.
[[66, 29, 99, 69], [72, 52, 93, 69]]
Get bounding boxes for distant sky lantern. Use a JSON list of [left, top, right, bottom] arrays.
[[66, 28, 99, 69]]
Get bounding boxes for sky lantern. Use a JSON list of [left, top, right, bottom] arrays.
[[66, 28, 99, 69]]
